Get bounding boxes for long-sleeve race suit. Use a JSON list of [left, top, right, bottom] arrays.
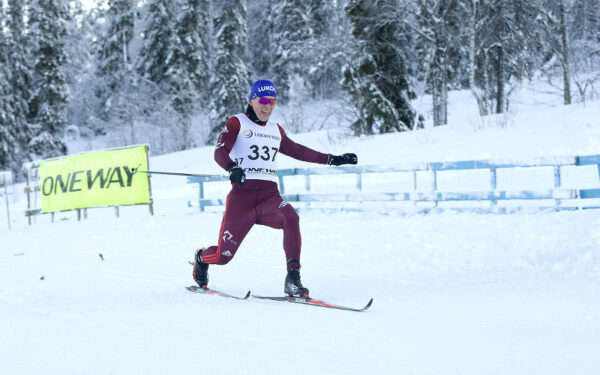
[[199, 113, 329, 271]]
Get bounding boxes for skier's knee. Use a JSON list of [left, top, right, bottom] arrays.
[[283, 206, 299, 227]]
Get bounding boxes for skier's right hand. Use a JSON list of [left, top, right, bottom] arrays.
[[227, 162, 246, 185]]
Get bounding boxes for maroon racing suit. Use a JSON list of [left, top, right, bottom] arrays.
[[200, 113, 329, 271]]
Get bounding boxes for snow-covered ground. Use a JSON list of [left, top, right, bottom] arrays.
[[1, 86, 600, 374]]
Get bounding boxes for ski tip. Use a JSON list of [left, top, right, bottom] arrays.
[[242, 290, 251, 299], [363, 298, 374, 310]]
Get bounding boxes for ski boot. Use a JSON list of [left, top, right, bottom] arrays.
[[284, 269, 309, 297], [193, 248, 209, 288]]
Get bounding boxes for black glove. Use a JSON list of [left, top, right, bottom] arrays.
[[327, 153, 358, 166], [226, 162, 246, 185]]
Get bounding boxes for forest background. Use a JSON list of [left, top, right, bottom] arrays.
[[1, 0, 599, 180]]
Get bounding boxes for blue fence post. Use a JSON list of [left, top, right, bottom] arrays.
[[279, 175, 285, 195], [554, 166, 562, 210], [356, 171, 362, 191], [490, 168, 497, 210], [413, 170, 418, 207], [303, 171, 311, 209], [198, 180, 205, 212], [412, 170, 417, 190], [432, 169, 438, 208]]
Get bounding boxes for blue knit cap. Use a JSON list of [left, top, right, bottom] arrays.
[[248, 79, 277, 100]]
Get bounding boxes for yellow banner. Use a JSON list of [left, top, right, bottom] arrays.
[[39, 145, 151, 213]]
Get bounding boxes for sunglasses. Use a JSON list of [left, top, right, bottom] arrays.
[[258, 97, 277, 105]]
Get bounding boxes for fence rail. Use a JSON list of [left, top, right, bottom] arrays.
[[187, 154, 600, 213]]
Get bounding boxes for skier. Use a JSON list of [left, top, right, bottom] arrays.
[[193, 79, 358, 297]]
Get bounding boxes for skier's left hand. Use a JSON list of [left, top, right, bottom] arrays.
[[327, 153, 358, 166]]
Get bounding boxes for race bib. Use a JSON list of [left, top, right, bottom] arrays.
[[229, 114, 282, 183]]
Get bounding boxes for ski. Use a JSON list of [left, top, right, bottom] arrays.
[[186, 286, 373, 311], [186, 285, 251, 300], [251, 294, 373, 312]]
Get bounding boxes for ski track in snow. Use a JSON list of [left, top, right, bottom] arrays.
[[2, 207, 600, 374]]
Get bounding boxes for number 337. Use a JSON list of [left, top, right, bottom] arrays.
[[248, 145, 279, 161]]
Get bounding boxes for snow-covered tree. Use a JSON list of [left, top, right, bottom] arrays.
[[342, 0, 417, 135], [569, 0, 600, 43], [414, 0, 469, 126], [163, 0, 210, 150], [304, 0, 345, 98], [28, 0, 70, 159], [246, 2, 273, 80], [136, 0, 176, 86], [4, 0, 34, 168], [208, 0, 249, 142], [469, 0, 542, 115], [568, 0, 600, 101], [539, 0, 572, 105], [1, 2, 21, 174], [65, 1, 101, 133], [271, 0, 313, 101], [248, 1, 347, 99], [95, 0, 136, 139]]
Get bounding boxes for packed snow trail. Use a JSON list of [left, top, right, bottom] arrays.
[[2, 208, 599, 374]]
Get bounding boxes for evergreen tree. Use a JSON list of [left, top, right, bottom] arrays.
[[0, 85, 21, 174], [28, 0, 70, 159], [568, 0, 600, 101], [342, 0, 417, 135], [95, 0, 136, 138], [470, 0, 542, 114], [163, 0, 209, 150], [208, 0, 249, 142], [271, 0, 313, 101], [305, 0, 345, 98], [246, 2, 273, 80], [569, 0, 600, 43], [5, 0, 34, 167], [65, 1, 101, 133], [539, 0, 572, 104], [414, 0, 469, 126], [1, 2, 22, 173], [194, 0, 211, 94], [136, 0, 176, 86], [256, 1, 348, 100], [134, 0, 181, 148]]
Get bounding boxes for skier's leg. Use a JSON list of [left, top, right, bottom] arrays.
[[256, 197, 301, 271], [256, 193, 309, 297], [200, 192, 255, 266]]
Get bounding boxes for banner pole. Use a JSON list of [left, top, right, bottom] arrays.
[[144, 146, 154, 216]]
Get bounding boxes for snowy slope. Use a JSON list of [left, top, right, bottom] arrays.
[[1, 89, 600, 375]]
